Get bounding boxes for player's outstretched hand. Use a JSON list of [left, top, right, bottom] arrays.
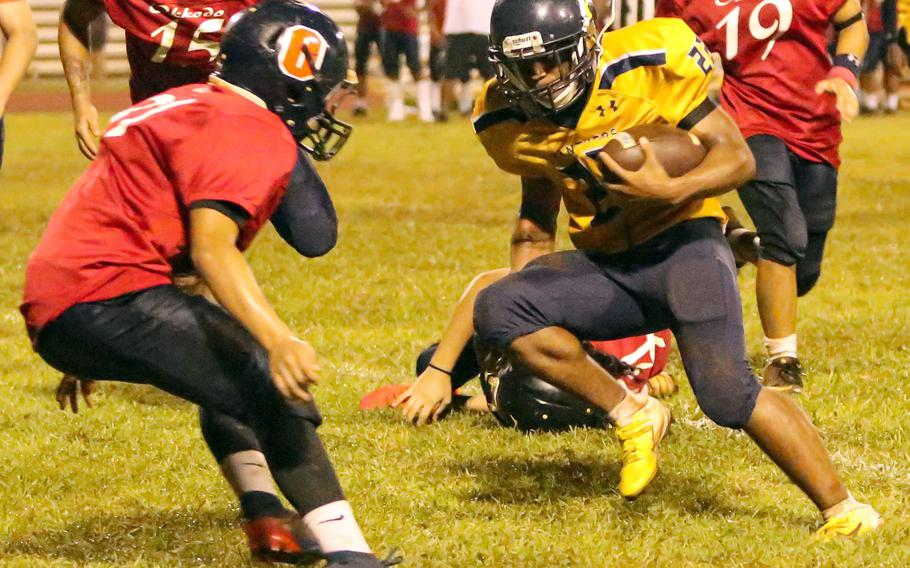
[[268, 336, 320, 402], [814, 77, 859, 122], [600, 137, 678, 202], [74, 100, 101, 160], [55, 374, 96, 413], [392, 366, 452, 426]]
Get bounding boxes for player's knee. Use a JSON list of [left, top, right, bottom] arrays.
[[758, 226, 807, 267], [796, 265, 821, 297], [473, 285, 517, 348], [415, 343, 438, 376], [199, 407, 262, 462], [695, 383, 759, 429]]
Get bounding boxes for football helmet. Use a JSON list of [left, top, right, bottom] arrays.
[[488, 0, 604, 114], [477, 342, 621, 432], [215, 0, 354, 160]]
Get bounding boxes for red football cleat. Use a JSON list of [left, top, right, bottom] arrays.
[[358, 383, 412, 410], [244, 515, 323, 565]]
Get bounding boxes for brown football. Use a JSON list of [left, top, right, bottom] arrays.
[[599, 124, 707, 183]]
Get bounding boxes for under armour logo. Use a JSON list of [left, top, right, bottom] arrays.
[[609, 100, 618, 111]]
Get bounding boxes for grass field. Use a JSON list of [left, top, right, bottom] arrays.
[[0, 110, 909, 567]]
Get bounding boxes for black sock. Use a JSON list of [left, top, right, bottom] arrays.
[[239, 490, 286, 520]]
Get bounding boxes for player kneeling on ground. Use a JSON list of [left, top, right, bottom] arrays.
[[21, 3, 397, 566], [467, 0, 880, 536], [359, 268, 677, 429]]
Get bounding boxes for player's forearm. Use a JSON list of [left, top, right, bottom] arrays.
[[833, 0, 869, 58], [192, 241, 294, 351], [0, 4, 37, 112], [59, 21, 94, 107], [430, 269, 510, 371], [670, 142, 755, 203]]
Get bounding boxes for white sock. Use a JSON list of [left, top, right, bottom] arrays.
[[303, 501, 372, 554], [387, 80, 405, 120], [221, 450, 276, 496], [355, 97, 367, 110], [886, 93, 899, 112], [764, 334, 797, 361], [861, 91, 880, 110], [457, 81, 475, 114], [608, 389, 647, 427], [416, 79, 433, 122], [822, 493, 860, 520], [430, 82, 442, 113]]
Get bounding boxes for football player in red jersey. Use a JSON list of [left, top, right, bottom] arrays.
[[59, 0, 258, 159], [56, 0, 360, 559], [656, 0, 869, 393], [33, 3, 398, 566]]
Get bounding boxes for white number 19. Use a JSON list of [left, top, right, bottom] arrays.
[[717, 0, 793, 61]]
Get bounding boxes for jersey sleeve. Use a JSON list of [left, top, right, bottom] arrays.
[[169, 113, 297, 219], [472, 80, 571, 178], [651, 18, 716, 129]]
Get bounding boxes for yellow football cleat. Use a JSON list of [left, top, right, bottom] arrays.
[[615, 396, 671, 499], [816, 504, 882, 540]]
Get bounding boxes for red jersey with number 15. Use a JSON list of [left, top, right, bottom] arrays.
[[21, 84, 297, 331], [658, 0, 845, 168], [103, 0, 258, 102]]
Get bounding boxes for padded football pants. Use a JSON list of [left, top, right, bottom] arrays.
[[35, 285, 344, 515], [474, 218, 761, 429], [738, 135, 838, 296]]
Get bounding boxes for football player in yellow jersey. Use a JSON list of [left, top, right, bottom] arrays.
[[469, 0, 881, 536]]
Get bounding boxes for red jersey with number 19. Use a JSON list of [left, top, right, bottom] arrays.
[[21, 84, 297, 331], [103, 0, 258, 102], [657, 0, 845, 167]]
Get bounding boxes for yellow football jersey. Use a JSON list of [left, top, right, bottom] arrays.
[[900, 0, 910, 32], [473, 18, 725, 254]]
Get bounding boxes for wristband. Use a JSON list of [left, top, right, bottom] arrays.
[[829, 54, 861, 89], [428, 363, 453, 376]]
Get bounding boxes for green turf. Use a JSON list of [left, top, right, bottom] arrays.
[[0, 111, 908, 567]]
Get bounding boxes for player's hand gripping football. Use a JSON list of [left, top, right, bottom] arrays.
[[814, 77, 859, 122], [268, 336, 321, 402], [55, 374, 96, 413], [392, 366, 452, 426], [73, 98, 101, 160], [599, 137, 680, 202]]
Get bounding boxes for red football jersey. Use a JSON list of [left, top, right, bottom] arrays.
[[21, 84, 297, 330], [657, 1, 844, 168], [381, 0, 419, 34], [102, 0, 258, 102], [590, 329, 673, 380]]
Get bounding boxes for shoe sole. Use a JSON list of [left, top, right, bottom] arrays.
[[252, 550, 324, 565], [763, 383, 803, 395]]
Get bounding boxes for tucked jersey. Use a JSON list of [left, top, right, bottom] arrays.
[[473, 18, 723, 254], [21, 84, 297, 330], [102, 0, 258, 102], [381, 0, 419, 34], [658, 0, 844, 168]]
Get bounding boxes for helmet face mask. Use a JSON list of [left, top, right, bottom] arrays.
[[488, 0, 600, 116], [215, 1, 354, 161]]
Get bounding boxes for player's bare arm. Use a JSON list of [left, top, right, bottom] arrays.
[[511, 176, 560, 270], [394, 268, 510, 425], [601, 106, 755, 204], [189, 207, 320, 402], [59, 0, 105, 159], [0, 0, 37, 116], [817, 0, 869, 121]]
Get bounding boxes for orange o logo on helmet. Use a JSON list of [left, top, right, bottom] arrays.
[[277, 25, 327, 81]]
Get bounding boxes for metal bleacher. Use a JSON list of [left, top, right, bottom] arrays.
[[25, 0, 358, 78]]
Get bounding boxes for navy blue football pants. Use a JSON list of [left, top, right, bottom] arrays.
[[474, 218, 761, 429], [738, 135, 838, 296], [35, 286, 344, 515]]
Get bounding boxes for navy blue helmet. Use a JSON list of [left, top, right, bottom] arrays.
[[215, 0, 354, 160], [488, 0, 604, 114]]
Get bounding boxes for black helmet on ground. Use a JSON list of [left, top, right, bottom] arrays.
[[215, 0, 355, 160]]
